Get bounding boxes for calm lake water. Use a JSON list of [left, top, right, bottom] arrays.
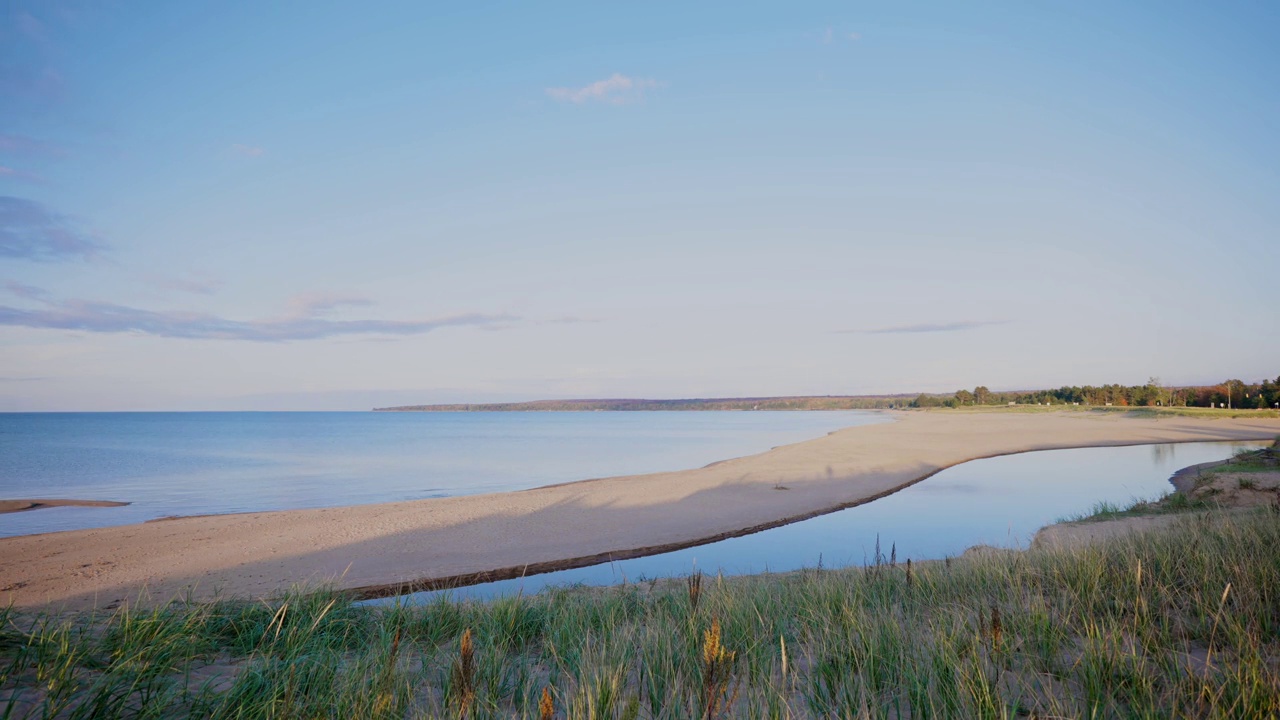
[[0, 411, 886, 538], [383, 440, 1264, 603]]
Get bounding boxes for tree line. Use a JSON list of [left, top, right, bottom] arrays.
[[912, 375, 1280, 410]]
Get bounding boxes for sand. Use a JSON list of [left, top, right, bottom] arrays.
[[0, 499, 129, 515], [1, 410, 1277, 611]]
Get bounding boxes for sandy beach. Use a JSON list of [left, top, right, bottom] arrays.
[[2, 410, 1277, 611]]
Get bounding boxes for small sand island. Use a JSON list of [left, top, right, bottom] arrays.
[[2, 409, 1277, 612], [0, 499, 129, 515]]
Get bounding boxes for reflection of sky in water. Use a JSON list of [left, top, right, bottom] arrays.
[[0, 411, 886, 536], [381, 440, 1264, 605]]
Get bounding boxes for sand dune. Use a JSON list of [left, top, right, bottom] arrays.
[[1, 410, 1277, 611]]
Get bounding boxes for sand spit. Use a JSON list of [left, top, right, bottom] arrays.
[[0, 499, 129, 515], [1, 411, 1277, 611]]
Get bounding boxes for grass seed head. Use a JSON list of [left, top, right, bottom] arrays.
[[450, 628, 476, 718], [687, 571, 703, 615]]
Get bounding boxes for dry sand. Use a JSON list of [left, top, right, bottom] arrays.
[[1, 410, 1277, 611]]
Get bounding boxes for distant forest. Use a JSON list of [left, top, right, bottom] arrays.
[[913, 375, 1280, 409], [375, 375, 1280, 412]]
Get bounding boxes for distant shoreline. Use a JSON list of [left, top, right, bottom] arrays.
[[375, 396, 924, 412]]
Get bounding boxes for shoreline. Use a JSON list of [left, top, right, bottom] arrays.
[[1, 411, 1278, 611]]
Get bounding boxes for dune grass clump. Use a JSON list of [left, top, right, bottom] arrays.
[[2, 505, 1279, 718]]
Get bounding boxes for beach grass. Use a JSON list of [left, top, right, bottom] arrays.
[[940, 404, 1280, 419], [3, 503, 1278, 718], [1054, 490, 1210, 523]]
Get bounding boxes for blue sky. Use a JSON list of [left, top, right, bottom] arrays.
[[2, 1, 1278, 410]]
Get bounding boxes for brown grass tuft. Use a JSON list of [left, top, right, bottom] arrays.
[[700, 618, 737, 718], [450, 628, 475, 718], [538, 685, 554, 720]]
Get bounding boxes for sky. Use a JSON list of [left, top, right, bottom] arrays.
[[2, 1, 1278, 411]]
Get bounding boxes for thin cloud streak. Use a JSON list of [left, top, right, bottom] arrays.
[[0, 133, 65, 158], [822, 27, 861, 44], [0, 294, 519, 341], [286, 293, 372, 316], [843, 320, 1010, 335], [0, 165, 45, 184], [0, 65, 65, 103], [3, 280, 50, 300], [145, 272, 225, 295], [0, 196, 104, 261], [546, 74, 661, 105], [231, 143, 265, 157], [540, 315, 603, 325]]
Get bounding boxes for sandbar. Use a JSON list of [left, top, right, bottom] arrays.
[[1, 410, 1277, 611], [0, 499, 129, 515]]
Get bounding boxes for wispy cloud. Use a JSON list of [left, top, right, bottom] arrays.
[[0, 165, 45, 184], [3, 279, 50, 300], [16, 11, 47, 42], [546, 73, 661, 105], [841, 320, 1009, 335], [144, 271, 225, 295], [0, 196, 104, 261], [231, 143, 265, 157], [0, 65, 65, 104], [0, 133, 66, 158], [540, 315, 603, 325], [821, 27, 862, 44], [285, 292, 372, 316], [0, 290, 518, 341]]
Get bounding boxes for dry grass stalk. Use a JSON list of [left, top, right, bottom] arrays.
[[373, 628, 402, 714], [1205, 583, 1233, 670], [450, 628, 476, 719], [779, 634, 788, 681], [687, 571, 703, 615], [990, 605, 1003, 651], [906, 558, 913, 588]]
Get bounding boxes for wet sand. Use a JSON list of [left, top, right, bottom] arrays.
[[0, 499, 129, 515], [1, 410, 1277, 611]]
